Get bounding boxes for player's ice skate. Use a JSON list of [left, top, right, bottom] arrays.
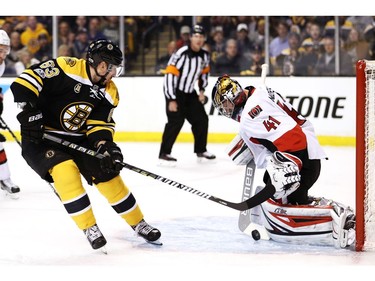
[[158, 153, 177, 167], [0, 178, 20, 199], [196, 151, 216, 163], [83, 224, 107, 254], [133, 219, 162, 245]]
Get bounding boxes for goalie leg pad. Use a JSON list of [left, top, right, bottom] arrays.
[[330, 203, 356, 248], [226, 134, 253, 165], [260, 198, 335, 246]]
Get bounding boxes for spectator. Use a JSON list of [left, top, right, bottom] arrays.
[[313, 36, 354, 76], [324, 16, 353, 41], [34, 33, 52, 62], [269, 20, 290, 65], [209, 26, 226, 64], [72, 28, 89, 59], [235, 23, 253, 60], [176, 25, 190, 49], [124, 17, 138, 64], [276, 32, 312, 76], [102, 16, 120, 45], [249, 18, 265, 50], [57, 20, 75, 49], [74, 16, 88, 34], [343, 27, 370, 65], [20, 16, 50, 55], [5, 31, 24, 74], [155, 40, 176, 75], [14, 48, 40, 75], [87, 17, 106, 42], [301, 22, 324, 57], [58, 44, 73, 57], [213, 38, 252, 75], [248, 44, 265, 75], [363, 18, 375, 59]]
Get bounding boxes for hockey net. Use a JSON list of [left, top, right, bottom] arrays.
[[356, 59, 375, 251]]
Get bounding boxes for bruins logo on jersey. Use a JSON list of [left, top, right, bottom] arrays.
[[61, 102, 93, 132]]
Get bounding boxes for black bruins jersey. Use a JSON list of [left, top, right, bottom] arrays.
[[11, 57, 119, 145]]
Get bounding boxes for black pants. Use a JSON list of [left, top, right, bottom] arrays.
[[159, 90, 209, 156], [20, 136, 120, 185]]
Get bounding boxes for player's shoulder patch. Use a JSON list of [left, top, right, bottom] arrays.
[[104, 81, 119, 106], [56, 57, 90, 82]]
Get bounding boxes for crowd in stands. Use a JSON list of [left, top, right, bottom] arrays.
[[1, 15, 375, 77]]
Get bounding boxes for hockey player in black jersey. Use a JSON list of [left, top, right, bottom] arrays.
[[10, 39, 161, 251]]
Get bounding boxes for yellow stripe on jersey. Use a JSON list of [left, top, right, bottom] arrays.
[[14, 68, 45, 97], [86, 119, 115, 137]]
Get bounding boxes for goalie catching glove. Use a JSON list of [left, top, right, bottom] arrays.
[[266, 151, 302, 200], [97, 141, 124, 173]]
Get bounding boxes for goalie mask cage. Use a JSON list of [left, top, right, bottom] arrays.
[[356, 59, 375, 251]]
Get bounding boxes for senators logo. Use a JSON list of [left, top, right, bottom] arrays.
[[248, 105, 262, 119]]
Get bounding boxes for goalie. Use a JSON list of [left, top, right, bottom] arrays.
[[212, 75, 355, 249]]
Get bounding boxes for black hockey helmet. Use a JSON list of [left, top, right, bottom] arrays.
[[86, 39, 123, 67]]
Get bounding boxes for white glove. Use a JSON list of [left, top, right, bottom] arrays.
[[266, 151, 302, 199], [225, 134, 253, 165]]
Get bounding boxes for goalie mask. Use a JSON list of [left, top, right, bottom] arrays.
[[86, 39, 124, 77], [211, 75, 245, 120]]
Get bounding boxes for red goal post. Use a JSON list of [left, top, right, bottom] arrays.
[[356, 59, 375, 251]]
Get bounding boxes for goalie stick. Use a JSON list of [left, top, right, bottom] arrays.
[[43, 133, 274, 212], [238, 64, 271, 240], [0, 117, 60, 199], [238, 161, 270, 240]]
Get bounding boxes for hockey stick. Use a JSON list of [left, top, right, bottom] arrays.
[[0, 116, 22, 147], [0, 117, 59, 198], [43, 133, 274, 211], [238, 160, 256, 231], [237, 161, 270, 240], [261, 63, 268, 85], [238, 64, 271, 240]]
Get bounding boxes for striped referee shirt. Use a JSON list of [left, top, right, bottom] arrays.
[[163, 45, 210, 100]]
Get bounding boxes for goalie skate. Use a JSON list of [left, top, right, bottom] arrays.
[[133, 219, 162, 245], [0, 179, 20, 199]]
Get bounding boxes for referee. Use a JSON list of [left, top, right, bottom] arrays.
[[158, 25, 216, 166]]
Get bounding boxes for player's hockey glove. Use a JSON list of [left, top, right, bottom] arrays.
[[97, 141, 124, 173], [16, 106, 44, 144], [266, 151, 302, 200]]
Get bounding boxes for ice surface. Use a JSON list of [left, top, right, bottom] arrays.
[[1, 142, 374, 280]]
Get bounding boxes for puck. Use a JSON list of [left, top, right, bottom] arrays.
[[251, 229, 261, 241]]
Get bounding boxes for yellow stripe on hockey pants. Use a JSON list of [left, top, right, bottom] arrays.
[[50, 160, 96, 230], [96, 176, 144, 226]]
